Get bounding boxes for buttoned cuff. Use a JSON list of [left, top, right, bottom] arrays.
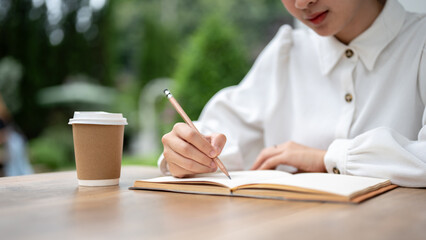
[[324, 139, 351, 175], [157, 154, 171, 176]]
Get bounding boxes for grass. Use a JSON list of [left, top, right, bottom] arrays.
[[31, 154, 159, 173], [121, 154, 159, 167]]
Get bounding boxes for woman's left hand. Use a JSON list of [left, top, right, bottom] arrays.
[[250, 141, 327, 172]]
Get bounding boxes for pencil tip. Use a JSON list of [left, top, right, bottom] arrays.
[[228, 175, 232, 180]]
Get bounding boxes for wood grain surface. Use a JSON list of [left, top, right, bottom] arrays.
[[0, 166, 425, 240]]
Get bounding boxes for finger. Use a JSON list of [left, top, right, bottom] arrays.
[[164, 147, 216, 174], [168, 162, 196, 178], [209, 133, 226, 156], [251, 146, 282, 170], [174, 123, 217, 158], [258, 155, 286, 170], [166, 133, 215, 168]]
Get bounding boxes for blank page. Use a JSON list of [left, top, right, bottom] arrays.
[[137, 170, 293, 189], [254, 173, 389, 196]]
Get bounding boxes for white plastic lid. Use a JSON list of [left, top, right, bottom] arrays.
[[68, 111, 128, 125]]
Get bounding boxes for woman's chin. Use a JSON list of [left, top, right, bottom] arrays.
[[309, 26, 336, 37]]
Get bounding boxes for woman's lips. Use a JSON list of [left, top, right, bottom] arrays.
[[306, 10, 328, 25]]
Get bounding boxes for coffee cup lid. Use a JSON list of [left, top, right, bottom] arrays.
[[68, 111, 128, 125]]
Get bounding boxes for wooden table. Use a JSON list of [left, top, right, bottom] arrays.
[[0, 166, 425, 240]]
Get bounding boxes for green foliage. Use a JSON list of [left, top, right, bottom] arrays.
[[30, 137, 69, 171], [122, 154, 158, 167], [139, 17, 178, 87], [29, 124, 74, 171], [0, 1, 116, 138], [111, 76, 140, 135], [174, 15, 250, 120]]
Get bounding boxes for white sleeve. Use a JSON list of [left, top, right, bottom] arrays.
[[158, 25, 294, 175], [324, 44, 426, 187]]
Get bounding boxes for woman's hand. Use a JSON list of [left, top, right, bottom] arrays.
[[161, 123, 227, 178], [250, 141, 326, 172]]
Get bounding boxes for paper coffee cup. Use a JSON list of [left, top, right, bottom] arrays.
[[69, 112, 128, 186]]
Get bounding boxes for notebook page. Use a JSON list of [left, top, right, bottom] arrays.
[[255, 173, 389, 196], [138, 170, 293, 189]]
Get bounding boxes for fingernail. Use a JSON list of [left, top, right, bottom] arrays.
[[209, 149, 216, 158], [210, 161, 216, 168]]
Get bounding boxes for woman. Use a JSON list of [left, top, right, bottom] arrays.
[[160, 0, 426, 187]]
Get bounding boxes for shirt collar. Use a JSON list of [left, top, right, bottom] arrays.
[[315, 0, 406, 75]]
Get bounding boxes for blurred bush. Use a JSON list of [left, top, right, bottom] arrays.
[[139, 17, 178, 88], [174, 15, 250, 120], [29, 123, 74, 171], [0, 0, 116, 139]]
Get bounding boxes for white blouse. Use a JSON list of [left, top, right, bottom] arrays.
[[159, 0, 426, 187]]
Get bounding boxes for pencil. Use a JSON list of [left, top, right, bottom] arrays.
[[163, 89, 231, 180]]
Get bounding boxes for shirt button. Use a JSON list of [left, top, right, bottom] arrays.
[[345, 49, 354, 58], [345, 93, 353, 103], [332, 167, 340, 174]]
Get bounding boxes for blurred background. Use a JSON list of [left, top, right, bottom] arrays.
[[1, 0, 423, 176], [0, 0, 293, 175]]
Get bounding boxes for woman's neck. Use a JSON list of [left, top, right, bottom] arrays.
[[335, 0, 386, 45]]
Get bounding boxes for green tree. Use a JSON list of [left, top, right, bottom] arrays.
[[173, 15, 250, 120], [139, 17, 178, 87], [0, 0, 116, 138]]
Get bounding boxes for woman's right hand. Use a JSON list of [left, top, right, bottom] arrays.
[[161, 123, 227, 178]]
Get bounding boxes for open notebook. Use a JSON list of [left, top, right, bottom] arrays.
[[130, 170, 397, 203]]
